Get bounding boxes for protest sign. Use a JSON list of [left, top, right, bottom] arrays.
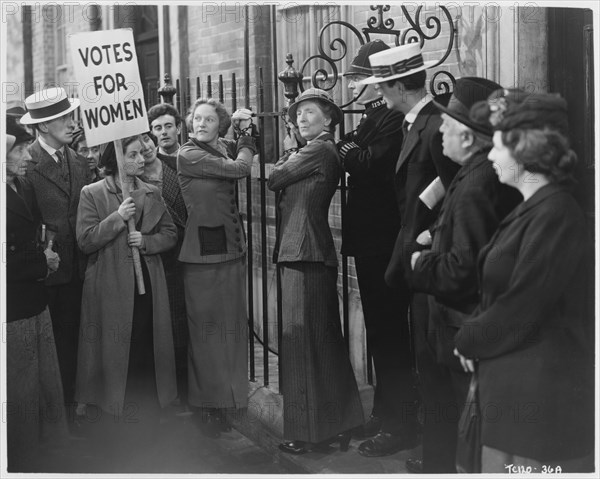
[[70, 28, 147, 293], [69, 28, 148, 146]]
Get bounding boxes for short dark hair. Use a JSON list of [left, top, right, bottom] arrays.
[[186, 98, 231, 138], [100, 135, 144, 176], [148, 103, 182, 127], [501, 128, 577, 185], [386, 70, 427, 91]]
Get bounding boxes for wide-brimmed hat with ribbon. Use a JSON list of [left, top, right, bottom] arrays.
[[20, 87, 80, 125], [343, 40, 390, 77], [287, 88, 343, 126], [361, 42, 436, 85], [433, 77, 503, 137]]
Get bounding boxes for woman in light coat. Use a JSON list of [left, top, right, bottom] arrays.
[[75, 136, 178, 432]]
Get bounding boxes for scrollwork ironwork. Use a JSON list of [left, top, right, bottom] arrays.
[[284, 4, 457, 105]]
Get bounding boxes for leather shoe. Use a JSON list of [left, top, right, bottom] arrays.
[[353, 414, 382, 439], [279, 440, 313, 455], [406, 457, 424, 474], [358, 431, 419, 457]]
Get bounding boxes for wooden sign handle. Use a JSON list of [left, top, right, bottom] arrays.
[[114, 138, 145, 295]]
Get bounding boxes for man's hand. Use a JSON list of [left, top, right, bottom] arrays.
[[44, 248, 60, 273], [454, 348, 476, 373], [416, 229, 432, 246]]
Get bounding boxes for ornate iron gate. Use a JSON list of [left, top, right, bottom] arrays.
[[157, 4, 457, 391]]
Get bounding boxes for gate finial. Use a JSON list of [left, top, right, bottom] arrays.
[[278, 54, 303, 105], [158, 73, 177, 105]]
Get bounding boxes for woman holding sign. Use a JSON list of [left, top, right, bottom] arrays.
[[177, 99, 256, 438], [75, 135, 178, 433]]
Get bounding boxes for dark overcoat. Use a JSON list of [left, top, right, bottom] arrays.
[[27, 139, 90, 285], [411, 153, 521, 365], [5, 179, 48, 322], [340, 103, 403, 257], [454, 184, 595, 461], [386, 99, 460, 287], [75, 177, 178, 413]]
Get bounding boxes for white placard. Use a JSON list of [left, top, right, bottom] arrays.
[[69, 28, 148, 146]]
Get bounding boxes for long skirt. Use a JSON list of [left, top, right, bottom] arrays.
[[184, 258, 248, 409], [280, 262, 363, 443], [6, 308, 69, 471]]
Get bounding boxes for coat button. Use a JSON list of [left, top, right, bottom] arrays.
[[239, 246, 244, 252], [236, 237, 241, 242], [233, 218, 238, 224], [235, 228, 240, 234], [10, 245, 16, 251], [230, 208, 235, 213]]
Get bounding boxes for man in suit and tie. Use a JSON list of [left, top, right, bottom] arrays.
[[360, 43, 461, 460], [336, 40, 420, 458], [21, 87, 91, 427]]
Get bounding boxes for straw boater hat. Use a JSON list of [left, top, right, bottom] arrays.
[[432, 77, 502, 137], [287, 88, 343, 127], [343, 40, 390, 77], [20, 87, 80, 125], [360, 42, 436, 85]]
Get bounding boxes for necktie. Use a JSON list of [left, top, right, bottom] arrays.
[[401, 119, 410, 149], [56, 149, 70, 183]]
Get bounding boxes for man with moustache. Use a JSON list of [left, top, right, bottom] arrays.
[[22, 87, 91, 429], [336, 40, 418, 457]]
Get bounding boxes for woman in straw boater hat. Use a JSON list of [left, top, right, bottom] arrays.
[[268, 88, 364, 454], [5, 118, 69, 470], [454, 90, 594, 472]]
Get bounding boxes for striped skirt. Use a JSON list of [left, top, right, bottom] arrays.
[[280, 262, 363, 443]]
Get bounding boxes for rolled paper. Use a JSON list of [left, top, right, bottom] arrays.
[[419, 176, 446, 210]]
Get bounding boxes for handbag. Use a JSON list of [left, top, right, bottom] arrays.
[[456, 371, 482, 473]]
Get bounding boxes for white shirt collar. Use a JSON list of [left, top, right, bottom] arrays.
[[38, 136, 64, 163], [404, 93, 434, 127]]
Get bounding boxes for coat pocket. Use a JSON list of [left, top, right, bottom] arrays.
[[198, 225, 227, 256]]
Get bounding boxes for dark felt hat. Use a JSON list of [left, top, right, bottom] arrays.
[[433, 77, 502, 137], [7, 115, 34, 149], [343, 40, 390, 77]]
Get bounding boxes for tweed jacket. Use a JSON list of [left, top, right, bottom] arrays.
[[156, 152, 188, 232], [27, 139, 91, 285], [75, 176, 178, 413], [412, 152, 521, 315], [386, 99, 460, 287], [268, 133, 341, 267], [177, 138, 251, 264], [5, 179, 48, 322], [454, 184, 594, 461], [339, 103, 403, 257]]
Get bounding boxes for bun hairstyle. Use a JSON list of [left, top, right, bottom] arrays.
[[471, 89, 577, 184]]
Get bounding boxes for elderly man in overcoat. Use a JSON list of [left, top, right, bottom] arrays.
[[408, 78, 521, 473], [21, 87, 91, 426]]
